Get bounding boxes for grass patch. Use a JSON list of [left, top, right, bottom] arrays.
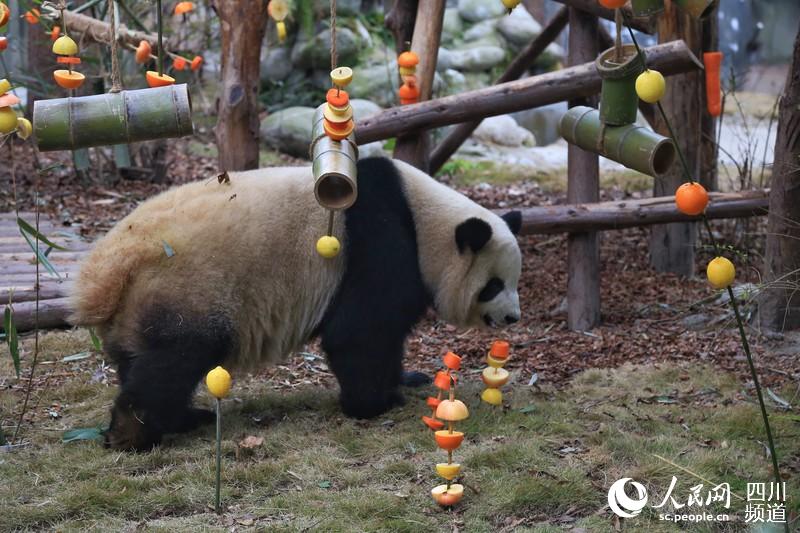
[[1, 331, 798, 530]]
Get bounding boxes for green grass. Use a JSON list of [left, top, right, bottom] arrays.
[[1, 331, 798, 531]]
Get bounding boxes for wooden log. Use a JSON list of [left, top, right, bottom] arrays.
[[62, 9, 163, 50], [0, 252, 87, 262], [649, 1, 703, 277], [2, 298, 73, 332], [549, 0, 656, 33], [0, 284, 73, 304], [393, 0, 445, 171], [355, 40, 702, 145], [429, 6, 569, 173], [566, 7, 600, 332], [505, 190, 769, 235]]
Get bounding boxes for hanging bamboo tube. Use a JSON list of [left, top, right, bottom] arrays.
[[559, 106, 676, 177], [597, 44, 644, 126], [311, 104, 358, 211], [33, 84, 193, 152]]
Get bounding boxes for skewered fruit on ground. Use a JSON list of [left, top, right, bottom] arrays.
[[435, 463, 461, 480], [431, 484, 464, 506]]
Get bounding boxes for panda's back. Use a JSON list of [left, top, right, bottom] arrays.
[[70, 166, 346, 367]]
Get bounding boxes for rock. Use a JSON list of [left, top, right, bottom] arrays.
[[291, 28, 360, 69], [473, 115, 535, 147], [260, 106, 315, 158], [464, 19, 497, 41], [457, 0, 505, 22], [261, 46, 293, 83], [350, 98, 382, 120], [441, 7, 463, 44], [437, 47, 454, 71], [441, 69, 467, 95], [462, 71, 491, 90], [497, 5, 542, 46], [447, 46, 506, 71], [511, 102, 567, 146], [347, 62, 398, 108], [352, 18, 374, 49]]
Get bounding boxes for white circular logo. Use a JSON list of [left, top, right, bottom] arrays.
[[608, 478, 648, 518]]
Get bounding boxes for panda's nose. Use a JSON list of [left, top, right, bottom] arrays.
[[505, 315, 519, 324]]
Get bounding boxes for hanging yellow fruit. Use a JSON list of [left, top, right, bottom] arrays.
[[52, 35, 78, 56], [635, 69, 666, 104], [316, 235, 341, 259], [16, 117, 32, 139]]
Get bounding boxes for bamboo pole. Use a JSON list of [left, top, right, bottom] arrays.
[[429, 6, 569, 174], [354, 40, 702, 145]]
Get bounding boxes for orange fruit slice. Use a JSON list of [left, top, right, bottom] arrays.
[[0, 4, 9, 28], [398, 51, 419, 68], [174, 1, 195, 15], [191, 55, 203, 71], [135, 41, 152, 64], [426, 396, 441, 409], [490, 340, 510, 359], [173, 56, 187, 71], [434, 430, 464, 451], [326, 88, 349, 108], [322, 119, 354, 140], [442, 351, 461, 371], [53, 70, 85, 90], [146, 71, 175, 87], [422, 416, 444, 431]]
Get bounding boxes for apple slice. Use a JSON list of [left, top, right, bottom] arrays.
[[431, 483, 464, 506]]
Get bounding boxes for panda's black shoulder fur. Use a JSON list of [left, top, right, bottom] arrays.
[[318, 157, 433, 418]]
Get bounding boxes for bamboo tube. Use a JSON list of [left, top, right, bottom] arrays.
[[559, 106, 676, 177], [33, 84, 194, 152], [310, 104, 358, 211], [597, 44, 645, 126]]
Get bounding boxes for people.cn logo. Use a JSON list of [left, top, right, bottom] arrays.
[[608, 478, 649, 518]]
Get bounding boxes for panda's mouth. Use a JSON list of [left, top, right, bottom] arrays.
[[482, 314, 495, 327]]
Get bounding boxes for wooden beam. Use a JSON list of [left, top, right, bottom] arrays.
[[549, 0, 656, 34], [429, 6, 569, 173], [3, 298, 73, 332], [566, 7, 600, 332], [506, 191, 769, 235], [355, 40, 702, 145], [393, 0, 445, 171]]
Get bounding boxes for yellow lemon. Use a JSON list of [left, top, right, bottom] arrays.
[[435, 463, 461, 480], [267, 0, 290, 21], [330, 66, 353, 88], [206, 366, 232, 399], [0, 78, 10, 95], [481, 387, 503, 406], [16, 117, 32, 140], [0, 107, 17, 134], [316, 235, 341, 259], [635, 69, 666, 104], [276, 21, 287, 43], [706, 257, 735, 289], [52, 35, 78, 56], [502, 0, 522, 9]]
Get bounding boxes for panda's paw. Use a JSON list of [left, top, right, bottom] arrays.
[[104, 399, 162, 452], [401, 370, 431, 388]]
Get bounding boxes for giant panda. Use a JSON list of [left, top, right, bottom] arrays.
[[69, 157, 523, 451]]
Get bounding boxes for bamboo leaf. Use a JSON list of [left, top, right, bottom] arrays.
[[19, 229, 61, 279], [17, 217, 67, 250], [62, 426, 106, 444], [162, 240, 175, 258], [89, 328, 102, 352], [62, 351, 92, 362], [4, 306, 20, 378]]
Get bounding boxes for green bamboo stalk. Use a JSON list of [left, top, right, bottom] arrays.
[[156, 0, 164, 77], [215, 397, 222, 514]]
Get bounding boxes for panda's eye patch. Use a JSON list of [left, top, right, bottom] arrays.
[[478, 277, 505, 302]]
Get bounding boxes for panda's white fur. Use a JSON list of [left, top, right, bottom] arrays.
[[69, 157, 522, 450]]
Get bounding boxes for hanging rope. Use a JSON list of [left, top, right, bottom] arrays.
[[108, 0, 122, 93], [156, 0, 165, 76], [330, 0, 337, 70]]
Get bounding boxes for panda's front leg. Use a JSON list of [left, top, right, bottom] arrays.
[[322, 337, 405, 419]]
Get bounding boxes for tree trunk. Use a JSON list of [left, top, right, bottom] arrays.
[[760, 21, 800, 332], [212, 1, 268, 171], [566, 7, 600, 331], [393, 0, 445, 171], [649, 0, 702, 277]]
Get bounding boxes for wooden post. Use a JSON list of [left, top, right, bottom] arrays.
[[760, 22, 800, 331], [551, 0, 655, 33], [429, 6, 569, 173], [392, 0, 445, 171], [566, 8, 600, 331], [211, 0, 268, 171], [385, 0, 418, 55], [649, 0, 702, 277]]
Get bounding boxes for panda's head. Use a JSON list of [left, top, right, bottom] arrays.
[[446, 210, 522, 329]]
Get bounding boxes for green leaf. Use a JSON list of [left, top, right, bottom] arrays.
[[162, 240, 175, 258], [518, 405, 536, 414], [19, 229, 61, 279], [4, 306, 20, 378], [318, 480, 331, 489], [17, 217, 67, 251], [62, 426, 105, 444], [89, 328, 102, 352], [62, 351, 92, 362]]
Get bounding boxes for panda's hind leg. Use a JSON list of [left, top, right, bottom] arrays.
[[104, 307, 235, 451]]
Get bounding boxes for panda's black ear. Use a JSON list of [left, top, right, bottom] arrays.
[[455, 218, 492, 254], [501, 210, 522, 235]]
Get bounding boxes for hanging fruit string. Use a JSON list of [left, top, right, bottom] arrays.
[[107, 0, 122, 93], [623, 15, 786, 519]]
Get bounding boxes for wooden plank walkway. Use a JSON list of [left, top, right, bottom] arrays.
[[0, 212, 92, 331]]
